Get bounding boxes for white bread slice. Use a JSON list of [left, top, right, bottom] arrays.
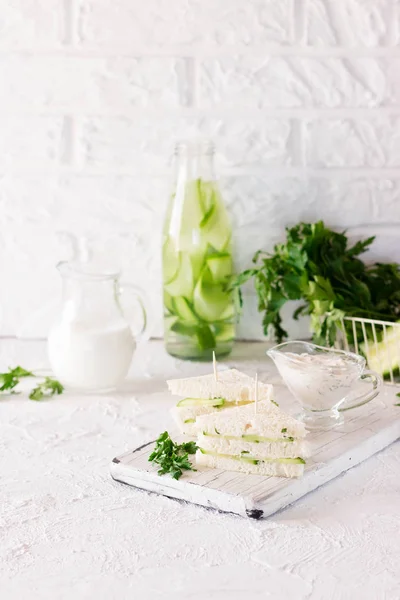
[[171, 404, 216, 436], [197, 433, 308, 459], [167, 368, 273, 403], [196, 450, 304, 478], [195, 400, 306, 439]]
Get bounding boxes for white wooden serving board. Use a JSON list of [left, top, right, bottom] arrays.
[[110, 388, 400, 519]]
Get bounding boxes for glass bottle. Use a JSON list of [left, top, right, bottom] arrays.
[[162, 141, 235, 360]]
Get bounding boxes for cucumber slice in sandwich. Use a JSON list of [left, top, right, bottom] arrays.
[[201, 432, 294, 443], [199, 448, 305, 465], [177, 397, 225, 408]]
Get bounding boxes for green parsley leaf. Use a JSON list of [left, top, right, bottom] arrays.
[[149, 431, 197, 480], [11, 366, 34, 378], [29, 377, 64, 401], [214, 427, 220, 435], [271, 399, 279, 407], [180, 440, 197, 454], [281, 428, 287, 433], [396, 392, 400, 398], [0, 366, 34, 393]]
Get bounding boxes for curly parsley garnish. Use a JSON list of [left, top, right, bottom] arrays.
[[149, 432, 197, 480]]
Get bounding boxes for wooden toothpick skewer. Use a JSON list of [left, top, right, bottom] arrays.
[[254, 372, 258, 415], [212, 351, 218, 382]]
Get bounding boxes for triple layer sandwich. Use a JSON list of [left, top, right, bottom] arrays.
[[168, 368, 273, 436], [195, 400, 307, 478]]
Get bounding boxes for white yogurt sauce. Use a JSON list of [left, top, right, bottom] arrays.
[[48, 322, 135, 390], [274, 352, 361, 411]]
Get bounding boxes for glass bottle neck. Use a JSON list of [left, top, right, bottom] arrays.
[[175, 152, 216, 182]]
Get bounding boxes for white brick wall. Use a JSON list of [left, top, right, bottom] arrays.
[[1, 0, 400, 340]]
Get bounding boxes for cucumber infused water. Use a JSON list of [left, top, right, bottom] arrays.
[[163, 142, 235, 360]]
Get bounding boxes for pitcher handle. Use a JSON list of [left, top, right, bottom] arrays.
[[339, 370, 383, 412], [120, 283, 150, 342]]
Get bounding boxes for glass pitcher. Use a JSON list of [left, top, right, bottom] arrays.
[[162, 140, 235, 361], [48, 261, 148, 391], [267, 341, 382, 430]]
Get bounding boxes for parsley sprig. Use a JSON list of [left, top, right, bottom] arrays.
[[0, 366, 64, 401], [0, 366, 34, 393], [30, 377, 64, 401], [149, 431, 197, 480]]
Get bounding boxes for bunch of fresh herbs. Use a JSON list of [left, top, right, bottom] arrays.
[[149, 431, 197, 480], [231, 221, 400, 344]]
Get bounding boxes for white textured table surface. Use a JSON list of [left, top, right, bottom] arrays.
[[1, 340, 399, 600]]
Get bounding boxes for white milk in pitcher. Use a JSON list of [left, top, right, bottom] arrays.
[[48, 322, 135, 390]]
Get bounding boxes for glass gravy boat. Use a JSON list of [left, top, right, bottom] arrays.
[[267, 341, 383, 430]]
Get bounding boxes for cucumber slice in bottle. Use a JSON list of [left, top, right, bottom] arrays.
[[199, 188, 231, 252], [190, 248, 207, 283], [163, 291, 175, 314], [214, 323, 235, 342], [162, 237, 180, 284], [195, 324, 216, 351], [193, 266, 232, 322], [206, 253, 232, 282], [177, 397, 225, 407], [176, 180, 206, 249], [170, 321, 198, 338], [170, 321, 215, 351], [164, 315, 178, 331], [198, 179, 214, 211], [164, 252, 194, 299], [200, 203, 216, 228], [218, 303, 235, 321], [172, 297, 198, 325], [199, 181, 216, 228]]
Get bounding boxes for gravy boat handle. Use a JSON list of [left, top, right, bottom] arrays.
[[339, 369, 383, 412]]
